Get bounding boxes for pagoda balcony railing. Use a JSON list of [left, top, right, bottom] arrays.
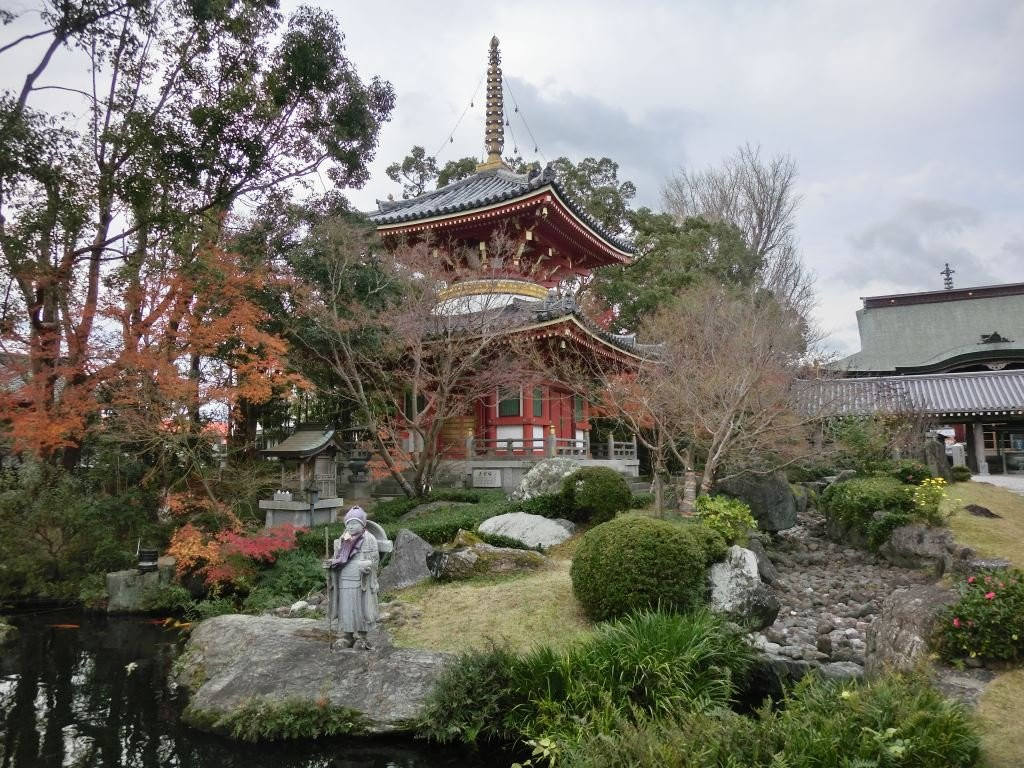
[[466, 434, 637, 461]]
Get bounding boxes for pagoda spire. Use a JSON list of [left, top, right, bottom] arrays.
[[477, 36, 506, 172]]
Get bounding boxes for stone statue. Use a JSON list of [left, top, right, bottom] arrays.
[[325, 506, 379, 650]]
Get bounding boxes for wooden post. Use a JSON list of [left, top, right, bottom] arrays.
[[546, 425, 556, 458]]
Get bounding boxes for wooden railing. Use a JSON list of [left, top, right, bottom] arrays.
[[465, 434, 637, 461]]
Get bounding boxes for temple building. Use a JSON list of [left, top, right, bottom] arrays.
[[827, 279, 1024, 475], [364, 37, 645, 489]]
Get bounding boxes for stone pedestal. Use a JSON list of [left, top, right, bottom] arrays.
[[258, 497, 344, 528]]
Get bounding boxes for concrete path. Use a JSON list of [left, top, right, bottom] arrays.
[[971, 474, 1024, 497]]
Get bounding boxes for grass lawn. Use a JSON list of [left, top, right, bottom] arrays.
[[388, 557, 592, 653], [947, 481, 1024, 569], [945, 480, 1024, 768]]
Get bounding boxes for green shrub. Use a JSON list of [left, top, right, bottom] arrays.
[[820, 476, 912, 533], [889, 459, 932, 485], [694, 495, 756, 545], [370, 489, 485, 524], [630, 492, 654, 509], [561, 467, 632, 524], [141, 582, 195, 613], [933, 569, 1024, 662], [418, 645, 522, 743], [951, 465, 973, 482], [383, 506, 494, 545], [502, 493, 572, 519], [421, 610, 752, 751], [563, 710, 766, 768], [570, 515, 725, 622], [186, 596, 238, 621], [866, 510, 913, 549], [257, 548, 325, 598], [766, 672, 980, 768], [786, 461, 839, 483], [475, 531, 540, 551], [189, 697, 367, 741]]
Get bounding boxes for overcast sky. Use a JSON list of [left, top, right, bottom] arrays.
[[4, 0, 1023, 355]]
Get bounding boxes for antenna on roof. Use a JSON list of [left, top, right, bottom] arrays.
[[941, 263, 955, 290]]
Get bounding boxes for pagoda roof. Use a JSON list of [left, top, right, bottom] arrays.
[[437, 295, 657, 363], [368, 165, 634, 258]]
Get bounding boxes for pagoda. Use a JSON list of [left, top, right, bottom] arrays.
[[365, 37, 645, 488]]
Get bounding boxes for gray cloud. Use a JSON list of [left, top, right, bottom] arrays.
[[843, 199, 1000, 288]]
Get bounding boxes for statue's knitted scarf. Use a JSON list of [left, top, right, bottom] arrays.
[[331, 532, 364, 566]]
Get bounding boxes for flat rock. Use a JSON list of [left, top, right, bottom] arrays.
[[175, 614, 451, 735], [819, 662, 865, 681], [865, 584, 957, 677], [478, 512, 574, 549], [429, 530, 545, 580], [378, 529, 434, 593]]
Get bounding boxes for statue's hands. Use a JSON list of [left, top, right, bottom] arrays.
[[359, 562, 371, 574]]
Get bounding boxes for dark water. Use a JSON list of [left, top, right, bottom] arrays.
[[0, 612, 510, 768]]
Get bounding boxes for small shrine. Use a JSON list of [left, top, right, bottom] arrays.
[[259, 424, 346, 527]]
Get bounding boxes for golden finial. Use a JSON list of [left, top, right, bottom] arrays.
[[476, 36, 506, 172]]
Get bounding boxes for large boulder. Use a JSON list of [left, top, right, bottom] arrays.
[[923, 439, 953, 482], [511, 458, 581, 500], [478, 512, 575, 549], [708, 545, 780, 630], [877, 524, 958, 574], [175, 614, 450, 735], [864, 584, 957, 677], [716, 472, 797, 532], [428, 530, 545, 580], [106, 556, 175, 613], [378, 529, 434, 593]]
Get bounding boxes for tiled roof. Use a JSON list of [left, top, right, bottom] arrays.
[[797, 370, 1024, 417], [263, 425, 343, 458], [367, 165, 634, 254], [436, 296, 656, 359]]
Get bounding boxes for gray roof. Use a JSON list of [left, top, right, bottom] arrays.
[[437, 295, 657, 359], [367, 165, 634, 254], [263, 425, 343, 458], [798, 370, 1024, 417]]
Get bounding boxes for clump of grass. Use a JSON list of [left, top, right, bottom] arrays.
[[187, 698, 366, 742]]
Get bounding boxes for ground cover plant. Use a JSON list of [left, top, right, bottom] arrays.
[[570, 515, 726, 621]]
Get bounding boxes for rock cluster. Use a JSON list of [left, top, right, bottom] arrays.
[[749, 506, 931, 680]]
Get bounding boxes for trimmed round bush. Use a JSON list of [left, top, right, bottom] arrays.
[[562, 466, 632, 524], [694, 495, 756, 545], [819, 476, 912, 532], [571, 515, 725, 621], [951, 465, 973, 482]]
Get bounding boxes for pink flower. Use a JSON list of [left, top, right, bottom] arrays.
[[985, 592, 996, 600], [953, 617, 961, 628], [967, 576, 976, 584]]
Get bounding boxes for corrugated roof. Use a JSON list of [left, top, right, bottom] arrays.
[[798, 370, 1024, 417], [367, 166, 634, 254]]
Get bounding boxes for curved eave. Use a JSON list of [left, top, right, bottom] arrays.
[[515, 314, 648, 364], [375, 184, 633, 265]]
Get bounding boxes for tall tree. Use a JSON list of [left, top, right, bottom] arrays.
[[591, 209, 761, 331], [661, 143, 815, 321], [0, 0, 394, 466], [385, 145, 438, 199], [550, 156, 636, 236]]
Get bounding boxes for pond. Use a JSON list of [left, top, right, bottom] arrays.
[[0, 611, 511, 768]]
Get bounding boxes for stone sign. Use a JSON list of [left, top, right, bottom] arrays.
[[472, 468, 502, 488]]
